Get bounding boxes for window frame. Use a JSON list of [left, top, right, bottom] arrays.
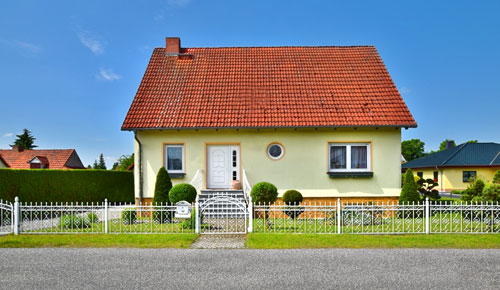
[[266, 142, 285, 160], [328, 142, 371, 172], [463, 171, 476, 183], [163, 143, 185, 174]]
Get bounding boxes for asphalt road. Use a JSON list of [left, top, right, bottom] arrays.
[[0, 248, 499, 290]]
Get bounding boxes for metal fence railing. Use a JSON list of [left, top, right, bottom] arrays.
[[2, 197, 499, 235]]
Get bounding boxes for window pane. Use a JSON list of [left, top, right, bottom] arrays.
[[330, 146, 346, 169], [351, 146, 367, 169], [167, 147, 183, 171], [463, 171, 476, 182]]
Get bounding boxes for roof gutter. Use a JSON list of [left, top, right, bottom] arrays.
[[121, 124, 418, 131], [134, 131, 143, 203]]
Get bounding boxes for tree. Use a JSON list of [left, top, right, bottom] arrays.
[[153, 167, 172, 205], [92, 153, 107, 170], [467, 140, 478, 144], [401, 139, 426, 162], [11, 128, 37, 149], [399, 169, 421, 204], [493, 170, 500, 184], [113, 154, 134, 170], [438, 139, 456, 151], [152, 167, 173, 223], [416, 178, 440, 200]]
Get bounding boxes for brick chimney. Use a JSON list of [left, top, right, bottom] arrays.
[[12, 145, 24, 152], [166, 37, 181, 54]]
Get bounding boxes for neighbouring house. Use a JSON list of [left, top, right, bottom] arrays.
[[121, 37, 416, 204], [402, 142, 500, 192], [0, 145, 85, 169]]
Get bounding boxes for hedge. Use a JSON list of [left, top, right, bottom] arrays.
[[0, 169, 134, 202]]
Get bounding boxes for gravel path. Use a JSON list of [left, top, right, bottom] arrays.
[[190, 234, 246, 248], [0, 248, 499, 290]]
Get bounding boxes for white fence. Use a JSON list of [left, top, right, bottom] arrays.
[[1, 197, 499, 235]]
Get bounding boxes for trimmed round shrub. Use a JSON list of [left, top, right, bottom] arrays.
[[399, 169, 421, 204], [87, 212, 99, 223], [59, 214, 91, 229], [282, 190, 303, 205], [121, 208, 137, 225], [169, 183, 197, 204], [250, 182, 278, 204]]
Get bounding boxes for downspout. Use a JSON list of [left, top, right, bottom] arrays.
[[134, 131, 143, 203]]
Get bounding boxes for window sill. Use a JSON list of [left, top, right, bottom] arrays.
[[169, 173, 186, 179], [327, 172, 373, 178]]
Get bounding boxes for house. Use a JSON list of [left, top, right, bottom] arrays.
[[0, 145, 85, 169], [121, 37, 416, 204], [402, 142, 500, 191]]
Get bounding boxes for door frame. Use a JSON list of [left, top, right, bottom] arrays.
[[204, 142, 242, 189]]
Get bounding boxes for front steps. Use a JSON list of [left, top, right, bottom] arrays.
[[199, 190, 247, 219]]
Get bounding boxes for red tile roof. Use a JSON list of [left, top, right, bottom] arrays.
[[0, 149, 85, 169], [122, 45, 416, 130]]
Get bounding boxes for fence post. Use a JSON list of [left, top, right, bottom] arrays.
[[337, 198, 341, 234], [248, 195, 253, 233], [13, 196, 19, 235], [425, 197, 429, 234], [104, 198, 108, 234], [195, 196, 200, 234]]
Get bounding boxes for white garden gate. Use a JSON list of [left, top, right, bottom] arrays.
[[0, 200, 13, 234], [198, 196, 248, 234]]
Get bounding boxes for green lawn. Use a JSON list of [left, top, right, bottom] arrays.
[[248, 233, 500, 249], [0, 234, 198, 248]]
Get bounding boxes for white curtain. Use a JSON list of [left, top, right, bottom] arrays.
[[351, 146, 367, 169], [330, 146, 346, 169]]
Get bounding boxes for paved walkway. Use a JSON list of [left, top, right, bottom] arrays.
[[1, 248, 499, 290], [190, 234, 246, 249]]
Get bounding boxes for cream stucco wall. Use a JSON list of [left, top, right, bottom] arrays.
[[133, 127, 403, 199], [413, 167, 499, 191]]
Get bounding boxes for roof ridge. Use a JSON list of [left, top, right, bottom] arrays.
[[441, 143, 468, 165], [490, 150, 500, 165], [155, 45, 377, 50]]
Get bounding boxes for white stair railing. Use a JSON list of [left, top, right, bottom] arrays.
[[189, 169, 204, 194], [242, 169, 251, 203]]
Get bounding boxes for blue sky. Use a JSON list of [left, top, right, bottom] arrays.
[[1, 0, 499, 167]]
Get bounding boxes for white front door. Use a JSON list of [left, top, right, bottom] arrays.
[[207, 145, 240, 189]]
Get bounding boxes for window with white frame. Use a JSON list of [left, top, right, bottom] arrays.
[[164, 144, 184, 173], [328, 143, 371, 172]]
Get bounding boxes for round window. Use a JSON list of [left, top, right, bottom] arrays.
[[267, 143, 284, 160]]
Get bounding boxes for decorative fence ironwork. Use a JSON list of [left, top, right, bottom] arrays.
[[3, 197, 500, 235]]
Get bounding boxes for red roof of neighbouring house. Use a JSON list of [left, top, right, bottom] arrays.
[[122, 39, 416, 130], [0, 149, 85, 169]]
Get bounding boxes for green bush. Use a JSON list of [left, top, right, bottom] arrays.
[[251, 182, 278, 204], [471, 183, 500, 203], [169, 183, 197, 204], [153, 167, 172, 205], [451, 190, 463, 196], [121, 208, 137, 225], [59, 214, 91, 229], [181, 209, 200, 229], [0, 169, 133, 202], [282, 190, 303, 205], [87, 212, 99, 223], [461, 179, 486, 201], [399, 169, 421, 204], [153, 167, 173, 223], [493, 170, 500, 184]]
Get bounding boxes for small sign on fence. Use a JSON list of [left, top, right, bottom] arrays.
[[175, 201, 192, 219]]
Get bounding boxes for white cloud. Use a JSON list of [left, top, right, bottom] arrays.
[[167, 0, 191, 7], [97, 68, 121, 81], [3, 133, 13, 138], [0, 38, 42, 55], [77, 31, 104, 55]]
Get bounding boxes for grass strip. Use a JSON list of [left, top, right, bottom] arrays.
[[248, 233, 500, 249], [0, 234, 198, 248]]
